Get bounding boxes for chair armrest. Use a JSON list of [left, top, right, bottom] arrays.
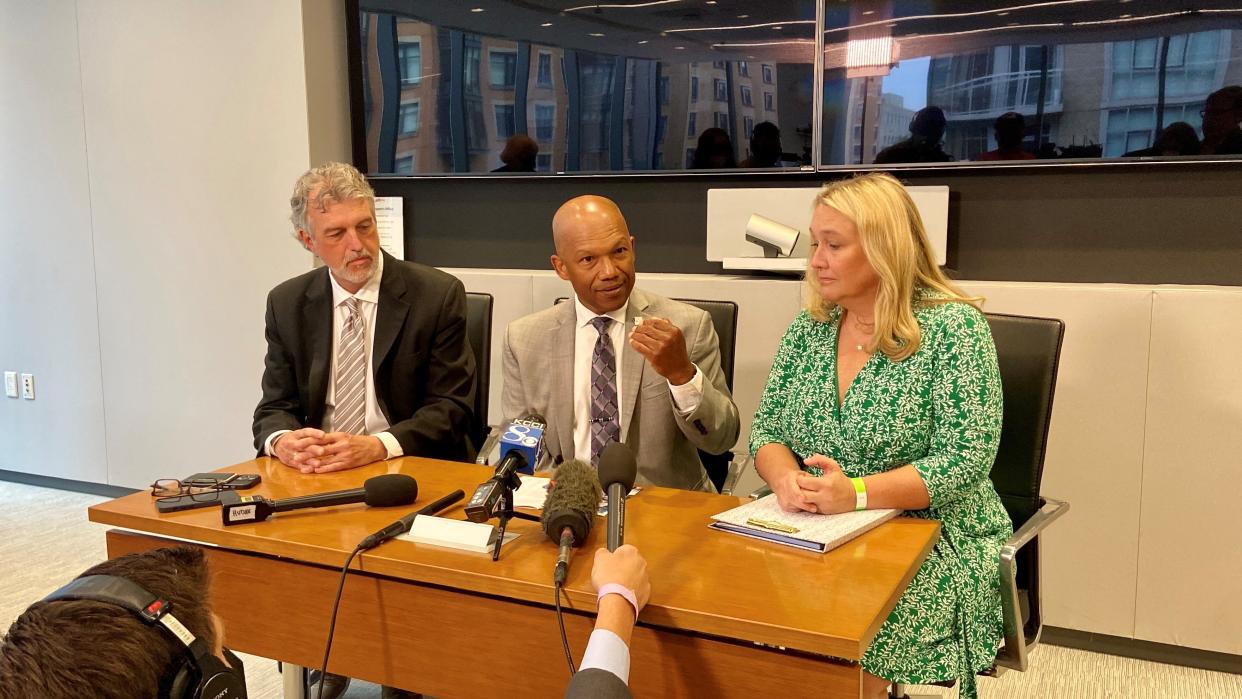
[[720, 453, 749, 495], [996, 496, 1069, 672], [1002, 497, 1070, 560], [475, 426, 503, 465], [748, 483, 773, 499]]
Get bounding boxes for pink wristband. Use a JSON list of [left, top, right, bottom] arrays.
[[596, 583, 639, 619]]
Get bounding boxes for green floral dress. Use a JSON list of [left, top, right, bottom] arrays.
[[749, 293, 1011, 698]]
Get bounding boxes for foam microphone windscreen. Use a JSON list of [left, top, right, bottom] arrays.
[[598, 442, 638, 492], [362, 473, 419, 507], [541, 459, 602, 544]]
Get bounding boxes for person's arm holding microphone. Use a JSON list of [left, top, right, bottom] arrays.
[[564, 545, 650, 699]]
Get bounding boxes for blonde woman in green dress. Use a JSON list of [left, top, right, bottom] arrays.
[[750, 172, 1010, 699]]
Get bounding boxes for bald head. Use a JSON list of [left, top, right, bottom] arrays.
[[550, 195, 637, 314], [552, 195, 630, 255]]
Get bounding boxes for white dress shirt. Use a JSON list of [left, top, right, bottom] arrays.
[[578, 628, 630, 684], [265, 254, 402, 458], [570, 296, 704, 464]]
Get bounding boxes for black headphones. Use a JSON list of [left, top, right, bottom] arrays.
[[41, 575, 248, 699]]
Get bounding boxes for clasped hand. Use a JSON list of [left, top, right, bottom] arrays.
[[272, 428, 387, 473], [772, 454, 857, 515]]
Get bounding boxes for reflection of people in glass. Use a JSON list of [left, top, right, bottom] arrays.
[[739, 121, 782, 168], [977, 112, 1035, 161], [492, 134, 539, 172], [751, 173, 1009, 699], [1125, 121, 1201, 158], [691, 128, 736, 168], [874, 106, 953, 164], [1200, 85, 1242, 156]]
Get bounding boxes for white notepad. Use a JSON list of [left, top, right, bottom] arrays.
[[709, 494, 899, 553]]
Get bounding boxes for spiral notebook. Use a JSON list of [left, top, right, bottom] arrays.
[[709, 494, 899, 553]]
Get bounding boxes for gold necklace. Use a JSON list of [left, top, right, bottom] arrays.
[[847, 312, 874, 353]]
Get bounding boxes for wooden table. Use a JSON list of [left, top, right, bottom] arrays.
[[88, 457, 939, 698]]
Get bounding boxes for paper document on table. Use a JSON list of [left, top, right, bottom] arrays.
[[513, 475, 552, 509], [709, 494, 898, 553], [374, 196, 405, 258]]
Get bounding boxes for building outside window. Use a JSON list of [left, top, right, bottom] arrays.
[[738, 61, 749, 77], [762, 64, 773, 84], [398, 39, 421, 85], [691, 76, 699, 102], [714, 78, 727, 101], [536, 153, 552, 172], [398, 100, 420, 136], [741, 85, 752, 107], [687, 111, 697, 137], [494, 103, 516, 139], [714, 111, 729, 129], [535, 104, 555, 141], [764, 91, 774, 111], [536, 52, 553, 87], [394, 154, 415, 174], [489, 50, 517, 88]]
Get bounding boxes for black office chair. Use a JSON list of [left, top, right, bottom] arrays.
[[464, 292, 494, 453], [676, 298, 738, 493], [983, 312, 1069, 674], [891, 312, 1070, 698], [549, 296, 739, 491]]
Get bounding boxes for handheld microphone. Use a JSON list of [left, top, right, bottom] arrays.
[[598, 442, 638, 552], [221, 473, 418, 526], [357, 488, 466, 550], [540, 460, 602, 585], [465, 413, 547, 522], [499, 414, 547, 476]]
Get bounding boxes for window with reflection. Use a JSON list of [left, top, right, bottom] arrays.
[[821, 1, 1242, 167], [353, 0, 816, 173], [351, 1, 1240, 173]]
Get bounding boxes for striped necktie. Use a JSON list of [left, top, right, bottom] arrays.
[[334, 297, 368, 436]]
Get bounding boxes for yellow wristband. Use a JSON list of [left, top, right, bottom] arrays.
[[851, 477, 867, 511]]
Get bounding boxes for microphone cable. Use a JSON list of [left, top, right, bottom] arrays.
[[315, 542, 363, 699], [554, 581, 577, 676]]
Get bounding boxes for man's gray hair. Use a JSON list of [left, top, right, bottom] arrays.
[[289, 162, 376, 236]]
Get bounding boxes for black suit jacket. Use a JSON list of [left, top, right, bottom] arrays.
[[252, 251, 475, 461], [564, 669, 631, 699]]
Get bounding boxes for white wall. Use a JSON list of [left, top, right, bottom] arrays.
[[0, 1, 109, 483], [0, 0, 349, 488]]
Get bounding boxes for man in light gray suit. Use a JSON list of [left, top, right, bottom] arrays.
[[501, 195, 739, 491]]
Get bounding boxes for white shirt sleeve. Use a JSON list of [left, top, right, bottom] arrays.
[[666, 363, 704, 416], [264, 430, 292, 456], [578, 628, 631, 685], [375, 431, 403, 459]]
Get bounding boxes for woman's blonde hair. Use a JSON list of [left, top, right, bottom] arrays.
[[805, 171, 980, 361]]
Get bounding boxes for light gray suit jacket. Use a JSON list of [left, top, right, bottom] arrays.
[[501, 288, 740, 491]]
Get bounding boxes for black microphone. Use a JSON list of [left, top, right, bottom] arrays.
[[465, 413, 547, 523], [222, 473, 418, 526], [540, 460, 601, 585], [598, 442, 637, 552], [357, 489, 466, 551]]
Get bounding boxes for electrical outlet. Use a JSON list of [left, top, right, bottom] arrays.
[[3, 372, 16, 398], [20, 373, 34, 400]]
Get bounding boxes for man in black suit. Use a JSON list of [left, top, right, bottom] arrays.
[[253, 163, 474, 697], [253, 162, 475, 477]]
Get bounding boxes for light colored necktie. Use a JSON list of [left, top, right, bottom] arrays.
[[334, 297, 368, 435], [589, 316, 620, 465]]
